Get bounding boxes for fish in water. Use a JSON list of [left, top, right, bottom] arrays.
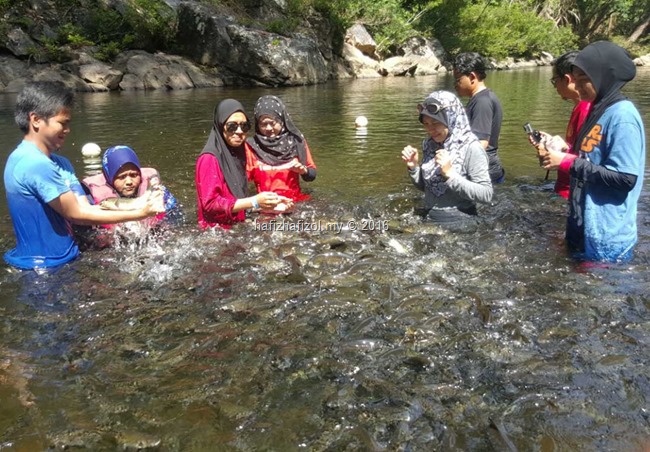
[[99, 196, 146, 211], [99, 187, 164, 211]]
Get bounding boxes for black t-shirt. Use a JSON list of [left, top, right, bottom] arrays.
[[466, 88, 503, 152]]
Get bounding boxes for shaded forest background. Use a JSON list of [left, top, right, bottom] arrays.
[[1, 0, 648, 63]]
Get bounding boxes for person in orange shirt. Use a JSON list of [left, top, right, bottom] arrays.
[[246, 95, 317, 207]]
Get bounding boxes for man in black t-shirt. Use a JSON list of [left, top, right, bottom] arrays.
[[453, 52, 505, 183]]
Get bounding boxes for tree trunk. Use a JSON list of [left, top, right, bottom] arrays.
[[628, 16, 650, 43]]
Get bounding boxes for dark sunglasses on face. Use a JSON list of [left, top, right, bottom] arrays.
[[550, 75, 562, 87], [417, 102, 450, 115], [225, 121, 251, 133]]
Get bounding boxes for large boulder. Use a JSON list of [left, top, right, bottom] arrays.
[[398, 37, 447, 75], [175, 1, 329, 86], [5, 28, 38, 58], [79, 61, 124, 90], [32, 68, 93, 92], [345, 24, 377, 58], [379, 57, 418, 77], [0, 56, 29, 88], [113, 51, 223, 90], [634, 54, 650, 66], [342, 43, 381, 78]]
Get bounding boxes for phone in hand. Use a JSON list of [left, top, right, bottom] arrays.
[[523, 123, 542, 144]]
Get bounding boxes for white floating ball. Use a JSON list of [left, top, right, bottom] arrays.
[[81, 142, 101, 158], [355, 116, 368, 128]]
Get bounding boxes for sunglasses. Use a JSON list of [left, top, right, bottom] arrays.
[[417, 102, 451, 115], [224, 121, 251, 133], [550, 75, 562, 87]]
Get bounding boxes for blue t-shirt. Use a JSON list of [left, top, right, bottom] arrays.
[[3, 140, 86, 269], [570, 100, 646, 261]]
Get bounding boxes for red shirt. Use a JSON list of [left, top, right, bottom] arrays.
[[556, 101, 591, 199], [195, 153, 245, 228], [245, 141, 316, 202]]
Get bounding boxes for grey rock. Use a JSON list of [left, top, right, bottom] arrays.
[[342, 43, 381, 78], [79, 63, 123, 90], [6, 28, 38, 58], [345, 24, 377, 57], [176, 2, 329, 86], [634, 54, 650, 66], [380, 56, 418, 77], [0, 56, 29, 87], [32, 68, 93, 91]]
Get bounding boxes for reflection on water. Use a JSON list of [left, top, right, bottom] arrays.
[[0, 68, 649, 450]]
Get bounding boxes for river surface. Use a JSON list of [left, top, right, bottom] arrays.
[[0, 68, 649, 451]]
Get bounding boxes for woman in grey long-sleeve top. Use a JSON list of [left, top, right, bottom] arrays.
[[401, 90, 493, 225]]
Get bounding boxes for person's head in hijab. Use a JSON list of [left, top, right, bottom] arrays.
[[572, 41, 636, 154], [572, 41, 636, 105], [249, 95, 307, 165], [418, 90, 473, 146], [201, 99, 251, 199], [102, 145, 142, 197]]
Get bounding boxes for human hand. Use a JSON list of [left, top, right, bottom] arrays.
[[256, 192, 282, 210], [288, 158, 308, 175], [271, 196, 294, 213], [148, 175, 161, 188], [541, 134, 569, 153], [541, 149, 565, 171], [142, 188, 166, 215], [434, 149, 453, 179], [401, 145, 419, 169]]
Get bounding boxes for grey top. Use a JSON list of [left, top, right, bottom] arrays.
[[408, 140, 493, 212]]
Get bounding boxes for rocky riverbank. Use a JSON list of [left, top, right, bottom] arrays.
[[1, 1, 648, 94]]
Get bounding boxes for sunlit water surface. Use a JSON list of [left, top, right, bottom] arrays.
[[0, 68, 649, 450]]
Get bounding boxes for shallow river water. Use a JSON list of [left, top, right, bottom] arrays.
[[0, 67, 649, 451]]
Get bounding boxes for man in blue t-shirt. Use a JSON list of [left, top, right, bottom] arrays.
[[3, 81, 165, 270], [541, 41, 645, 262], [453, 52, 505, 184]]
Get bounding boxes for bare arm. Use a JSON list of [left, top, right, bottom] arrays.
[[49, 190, 164, 226]]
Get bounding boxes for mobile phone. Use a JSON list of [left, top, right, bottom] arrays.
[[523, 123, 542, 144]]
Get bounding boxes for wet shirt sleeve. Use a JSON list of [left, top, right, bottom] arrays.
[[302, 140, 317, 181], [195, 153, 239, 225], [446, 142, 493, 204], [27, 157, 74, 203], [52, 154, 86, 197]]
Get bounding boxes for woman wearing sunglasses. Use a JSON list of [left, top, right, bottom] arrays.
[[196, 99, 289, 228], [401, 90, 493, 228], [246, 95, 317, 208]]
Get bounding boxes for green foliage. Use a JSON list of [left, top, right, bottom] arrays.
[[29, 37, 71, 63], [333, 0, 420, 54], [610, 35, 650, 58], [123, 0, 177, 49], [1, 0, 642, 66], [94, 41, 123, 62], [415, 1, 577, 59], [58, 23, 95, 48], [72, 0, 175, 57], [266, 17, 301, 35]]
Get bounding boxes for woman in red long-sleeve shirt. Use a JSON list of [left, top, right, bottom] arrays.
[[195, 99, 288, 228]]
